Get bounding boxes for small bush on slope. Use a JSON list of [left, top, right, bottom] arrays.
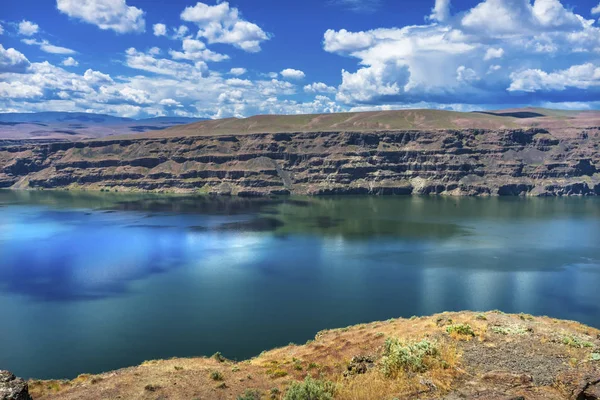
[[446, 324, 475, 337], [238, 389, 262, 400], [381, 338, 441, 376], [283, 376, 335, 400]]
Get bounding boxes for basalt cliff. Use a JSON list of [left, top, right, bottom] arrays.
[[0, 109, 599, 196]]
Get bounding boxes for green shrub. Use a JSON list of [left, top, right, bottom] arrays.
[[446, 324, 475, 337], [491, 325, 528, 335], [562, 336, 594, 348], [519, 313, 534, 321], [475, 313, 487, 321], [210, 370, 224, 381], [237, 389, 262, 400], [212, 352, 226, 362], [266, 369, 288, 378], [283, 376, 335, 400], [591, 353, 600, 362], [380, 338, 440, 376], [270, 387, 281, 399]]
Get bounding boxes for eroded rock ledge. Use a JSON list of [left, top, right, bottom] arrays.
[[1, 128, 599, 196]]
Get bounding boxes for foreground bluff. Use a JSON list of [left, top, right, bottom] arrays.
[[0, 128, 598, 196]]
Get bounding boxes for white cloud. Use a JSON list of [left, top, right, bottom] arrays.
[[336, 63, 408, 104], [125, 47, 207, 78], [22, 39, 76, 55], [323, 29, 374, 53], [0, 24, 4, 35], [173, 25, 190, 39], [461, 0, 585, 35], [304, 82, 336, 94], [153, 23, 167, 36], [225, 78, 252, 86], [159, 98, 181, 107], [169, 38, 229, 62], [484, 47, 504, 60], [181, 2, 269, 52], [0, 81, 43, 99], [456, 65, 479, 83], [18, 20, 39, 36], [83, 69, 113, 85], [62, 57, 78, 67], [593, 3, 600, 15], [229, 67, 247, 76], [0, 44, 30, 73], [323, 0, 600, 107], [56, 0, 145, 34], [430, 0, 451, 22], [508, 63, 600, 92], [280, 68, 305, 80]]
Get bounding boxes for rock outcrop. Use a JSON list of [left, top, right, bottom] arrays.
[[0, 371, 31, 400], [0, 127, 598, 196]]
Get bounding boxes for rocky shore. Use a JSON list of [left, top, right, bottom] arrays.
[[7, 311, 600, 400], [0, 126, 599, 197]]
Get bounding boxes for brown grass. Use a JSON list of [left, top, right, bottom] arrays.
[[28, 311, 600, 400]]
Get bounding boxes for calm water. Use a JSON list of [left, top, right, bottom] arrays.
[[0, 191, 599, 379]]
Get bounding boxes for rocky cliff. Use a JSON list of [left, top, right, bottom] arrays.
[[0, 126, 598, 196]]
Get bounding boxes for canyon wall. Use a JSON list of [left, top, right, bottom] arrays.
[[0, 128, 599, 196]]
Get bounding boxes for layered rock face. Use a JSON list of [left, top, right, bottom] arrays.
[[0, 128, 598, 196]]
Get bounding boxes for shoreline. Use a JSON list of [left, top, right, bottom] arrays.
[[19, 311, 600, 400]]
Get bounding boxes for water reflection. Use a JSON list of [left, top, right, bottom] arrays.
[[0, 190, 599, 379]]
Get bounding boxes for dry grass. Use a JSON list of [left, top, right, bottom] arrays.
[[28, 311, 600, 400]]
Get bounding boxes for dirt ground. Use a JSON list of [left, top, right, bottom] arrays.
[[27, 311, 600, 400]]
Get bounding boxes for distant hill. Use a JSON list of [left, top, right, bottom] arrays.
[[0, 112, 207, 141], [0, 112, 131, 124], [124, 107, 600, 139]]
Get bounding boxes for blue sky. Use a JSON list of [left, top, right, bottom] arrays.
[[1, 0, 600, 118]]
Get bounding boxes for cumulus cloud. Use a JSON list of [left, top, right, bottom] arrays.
[[159, 98, 181, 107], [323, 0, 600, 107], [56, 0, 145, 34], [181, 2, 270, 52], [484, 47, 504, 60], [229, 67, 247, 76], [153, 23, 167, 36], [18, 20, 39, 36], [22, 39, 76, 55], [593, 3, 600, 15], [461, 0, 584, 35], [429, 0, 451, 22], [508, 63, 600, 92], [280, 68, 305, 80], [125, 47, 208, 78], [0, 45, 31, 73], [456, 66, 479, 83], [304, 82, 336, 94], [62, 57, 78, 67], [169, 38, 229, 62]]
